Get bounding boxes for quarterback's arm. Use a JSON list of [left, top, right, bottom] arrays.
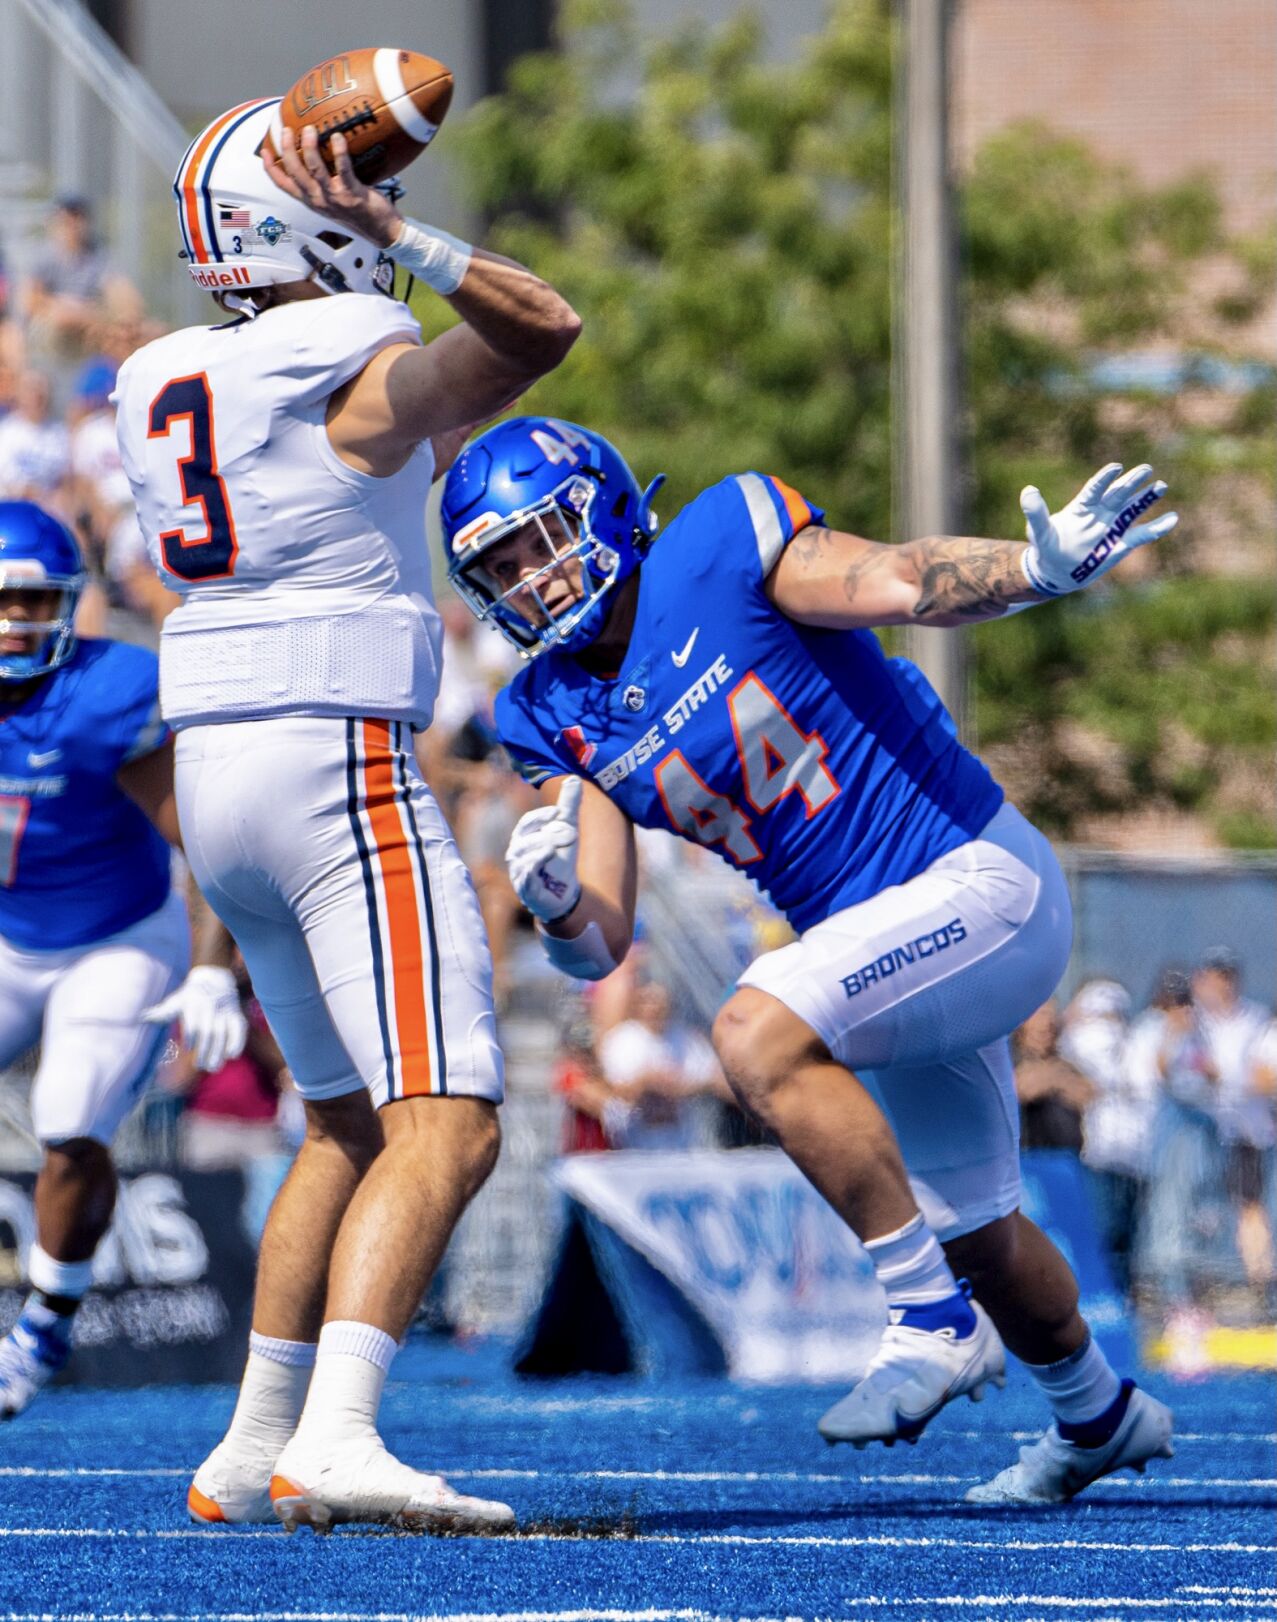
[[768, 463, 1177, 629], [332, 262, 577, 464], [267, 127, 579, 464], [508, 775, 638, 977]]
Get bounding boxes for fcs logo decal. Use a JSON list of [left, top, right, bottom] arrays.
[[253, 215, 289, 246]]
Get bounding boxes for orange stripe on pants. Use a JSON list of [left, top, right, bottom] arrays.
[[361, 719, 433, 1097]]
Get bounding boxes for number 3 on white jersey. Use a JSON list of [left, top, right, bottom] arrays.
[[147, 373, 240, 582], [654, 673, 839, 861]]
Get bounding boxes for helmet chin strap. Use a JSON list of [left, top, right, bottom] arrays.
[[299, 244, 351, 295]]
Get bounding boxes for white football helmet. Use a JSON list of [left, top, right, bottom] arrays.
[[174, 98, 394, 298]]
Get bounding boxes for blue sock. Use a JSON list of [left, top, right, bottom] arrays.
[[890, 1278, 978, 1336], [1057, 1378, 1135, 1448]]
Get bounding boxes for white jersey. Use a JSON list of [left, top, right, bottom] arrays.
[[114, 293, 441, 729]]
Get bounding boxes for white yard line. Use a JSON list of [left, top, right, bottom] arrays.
[[0, 1467, 1272, 1488], [0, 1528, 1272, 1553], [2, 1599, 1277, 1621]]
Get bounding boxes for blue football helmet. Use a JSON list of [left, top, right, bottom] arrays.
[[440, 416, 665, 656], [0, 502, 86, 682]]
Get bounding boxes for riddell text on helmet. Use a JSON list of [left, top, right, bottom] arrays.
[[190, 266, 254, 289]]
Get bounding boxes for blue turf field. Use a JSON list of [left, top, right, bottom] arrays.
[[1, 1341, 1273, 1622]]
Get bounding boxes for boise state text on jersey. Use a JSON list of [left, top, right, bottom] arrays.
[[496, 474, 1004, 933], [0, 639, 171, 949]]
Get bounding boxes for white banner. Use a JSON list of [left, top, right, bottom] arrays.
[[552, 1149, 886, 1382]]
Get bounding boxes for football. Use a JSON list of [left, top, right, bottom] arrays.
[[264, 47, 453, 186]]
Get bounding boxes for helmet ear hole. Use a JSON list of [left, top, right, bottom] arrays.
[[316, 230, 352, 250], [611, 494, 629, 520]]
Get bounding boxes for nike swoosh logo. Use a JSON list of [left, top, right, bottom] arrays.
[[27, 750, 61, 768], [671, 629, 700, 668]]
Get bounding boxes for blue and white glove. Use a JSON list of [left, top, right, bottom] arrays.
[[143, 965, 248, 1073], [505, 776, 583, 923], [1020, 462, 1178, 597]]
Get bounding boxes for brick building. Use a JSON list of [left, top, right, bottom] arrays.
[[953, 0, 1276, 234]]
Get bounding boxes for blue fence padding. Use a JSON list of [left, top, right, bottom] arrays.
[[516, 1202, 726, 1377], [518, 1149, 1141, 1379]]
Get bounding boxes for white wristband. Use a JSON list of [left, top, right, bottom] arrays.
[[536, 918, 618, 982], [386, 217, 473, 295], [1020, 546, 1066, 598]]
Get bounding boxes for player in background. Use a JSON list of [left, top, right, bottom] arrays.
[[114, 103, 579, 1532], [440, 417, 1177, 1505], [0, 501, 247, 1419]]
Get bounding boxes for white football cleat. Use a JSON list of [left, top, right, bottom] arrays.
[[966, 1382, 1174, 1504], [819, 1285, 1006, 1447], [188, 1440, 278, 1525], [0, 1311, 72, 1420], [269, 1435, 515, 1534]]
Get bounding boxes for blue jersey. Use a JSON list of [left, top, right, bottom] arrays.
[[496, 474, 1004, 933], [0, 639, 171, 949]]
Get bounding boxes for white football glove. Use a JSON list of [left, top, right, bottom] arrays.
[[143, 965, 249, 1073], [506, 776, 583, 923], [1020, 462, 1178, 597]]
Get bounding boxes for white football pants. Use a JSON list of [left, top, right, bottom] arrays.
[[739, 802, 1073, 1239], [0, 889, 189, 1146], [175, 716, 503, 1111]]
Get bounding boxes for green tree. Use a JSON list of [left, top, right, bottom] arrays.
[[439, 0, 1275, 846]]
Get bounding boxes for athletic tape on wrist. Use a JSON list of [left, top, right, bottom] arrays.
[[537, 918, 618, 981], [28, 1242, 94, 1300], [386, 218, 473, 295]]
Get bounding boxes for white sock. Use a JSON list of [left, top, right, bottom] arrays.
[[865, 1212, 958, 1305], [28, 1242, 94, 1304], [291, 1320, 398, 1449], [1027, 1333, 1122, 1424], [219, 1334, 315, 1460]]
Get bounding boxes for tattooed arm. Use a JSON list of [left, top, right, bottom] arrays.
[[765, 524, 1042, 629], [766, 464, 1177, 628]]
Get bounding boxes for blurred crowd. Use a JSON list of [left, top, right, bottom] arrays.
[[0, 197, 174, 645], [1011, 950, 1277, 1350]]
